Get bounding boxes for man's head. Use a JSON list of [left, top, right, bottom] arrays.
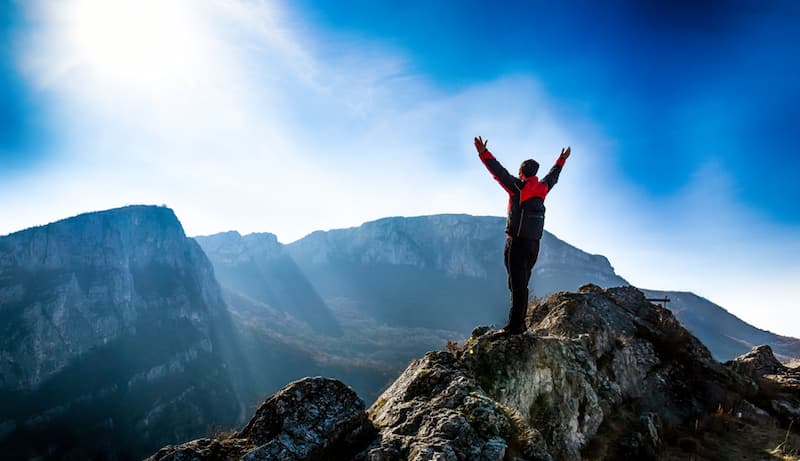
[[519, 159, 539, 180]]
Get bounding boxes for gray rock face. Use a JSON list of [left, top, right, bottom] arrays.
[[289, 215, 503, 278], [147, 377, 375, 461], [194, 231, 282, 266], [0, 206, 221, 390], [275, 215, 627, 332], [363, 285, 758, 460], [727, 345, 800, 423], [0, 205, 243, 459], [287, 215, 625, 287], [726, 344, 787, 379], [366, 350, 551, 461]]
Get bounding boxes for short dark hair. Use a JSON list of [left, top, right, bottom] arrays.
[[519, 159, 539, 178]]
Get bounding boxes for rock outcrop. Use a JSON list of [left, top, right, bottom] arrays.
[[148, 377, 375, 461], [363, 285, 755, 460], [727, 345, 800, 424], [148, 284, 800, 460], [727, 344, 788, 379]]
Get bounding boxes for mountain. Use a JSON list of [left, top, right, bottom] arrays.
[[195, 214, 631, 407], [0, 206, 246, 460], [199, 214, 797, 363], [193, 231, 341, 336], [199, 215, 627, 335], [4, 206, 797, 458], [147, 285, 800, 461], [642, 289, 800, 362], [286, 215, 627, 331]]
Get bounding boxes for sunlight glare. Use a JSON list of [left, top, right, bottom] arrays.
[[66, 0, 206, 91]]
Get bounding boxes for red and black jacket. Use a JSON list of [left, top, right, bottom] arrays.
[[480, 150, 566, 239]]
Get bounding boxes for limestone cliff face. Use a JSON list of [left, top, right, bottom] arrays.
[[0, 206, 242, 459], [147, 285, 800, 461], [288, 215, 503, 278], [278, 215, 627, 331], [286, 215, 625, 287]]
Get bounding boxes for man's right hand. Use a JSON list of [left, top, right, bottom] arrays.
[[560, 146, 571, 160], [474, 136, 488, 154]]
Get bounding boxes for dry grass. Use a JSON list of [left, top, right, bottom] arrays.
[[771, 420, 800, 460], [658, 407, 800, 461], [209, 424, 239, 440], [445, 340, 460, 353]]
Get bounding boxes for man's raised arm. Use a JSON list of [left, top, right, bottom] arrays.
[[475, 136, 518, 195], [541, 146, 571, 190]]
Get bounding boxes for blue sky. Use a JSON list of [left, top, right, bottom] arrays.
[[1, 0, 798, 336], [294, 0, 800, 220]]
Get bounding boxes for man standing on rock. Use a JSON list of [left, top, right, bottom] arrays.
[[475, 136, 570, 334]]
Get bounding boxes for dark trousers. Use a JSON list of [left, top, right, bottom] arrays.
[[503, 236, 540, 330]]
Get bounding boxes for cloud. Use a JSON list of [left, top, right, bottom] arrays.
[[4, 0, 798, 336], [5, 0, 574, 239]]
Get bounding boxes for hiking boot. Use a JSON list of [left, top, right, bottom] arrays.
[[494, 324, 526, 336]]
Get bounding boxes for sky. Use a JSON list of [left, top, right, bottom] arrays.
[[1, 0, 798, 336]]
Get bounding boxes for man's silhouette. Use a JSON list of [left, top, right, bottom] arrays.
[[475, 136, 571, 334]]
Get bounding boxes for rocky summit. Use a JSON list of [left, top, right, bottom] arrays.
[[149, 285, 800, 461]]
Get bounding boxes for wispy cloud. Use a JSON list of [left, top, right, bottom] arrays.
[[3, 0, 798, 336]]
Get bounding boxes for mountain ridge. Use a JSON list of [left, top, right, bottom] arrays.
[[198, 212, 799, 362]]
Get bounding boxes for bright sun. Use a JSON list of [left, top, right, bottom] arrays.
[[65, 0, 207, 90]]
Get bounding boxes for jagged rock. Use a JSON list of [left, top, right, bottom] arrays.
[[147, 377, 375, 461], [364, 285, 762, 460], [365, 350, 550, 461], [727, 345, 800, 423], [726, 344, 787, 379]]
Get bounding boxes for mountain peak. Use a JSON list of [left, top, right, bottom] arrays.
[[0, 205, 242, 458], [4, 204, 183, 237]]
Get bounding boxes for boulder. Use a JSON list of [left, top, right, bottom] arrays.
[[147, 377, 375, 461]]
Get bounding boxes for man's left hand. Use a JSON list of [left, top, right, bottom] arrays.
[[474, 136, 489, 154]]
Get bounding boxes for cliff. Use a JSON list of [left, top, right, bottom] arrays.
[[148, 285, 800, 460], [0, 206, 245, 459]]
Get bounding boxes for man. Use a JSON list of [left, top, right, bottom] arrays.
[[475, 136, 571, 334]]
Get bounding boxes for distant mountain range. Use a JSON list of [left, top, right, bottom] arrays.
[[198, 213, 800, 363], [1, 205, 798, 459], [198, 215, 627, 333], [642, 289, 800, 362]]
